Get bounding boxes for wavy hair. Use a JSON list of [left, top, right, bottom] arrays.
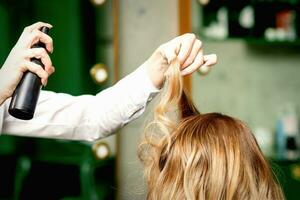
[[138, 59, 284, 200]]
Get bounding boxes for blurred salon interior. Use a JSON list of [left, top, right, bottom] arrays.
[[0, 0, 300, 199]]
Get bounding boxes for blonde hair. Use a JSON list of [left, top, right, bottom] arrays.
[[138, 59, 284, 200]]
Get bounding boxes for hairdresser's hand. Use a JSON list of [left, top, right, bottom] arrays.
[[145, 33, 217, 88], [0, 22, 54, 105]]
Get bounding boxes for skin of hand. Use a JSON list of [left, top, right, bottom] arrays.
[[145, 33, 217, 89], [0, 22, 55, 105]]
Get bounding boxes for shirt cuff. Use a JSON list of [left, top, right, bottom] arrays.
[[136, 62, 161, 100], [129, 62, 160, 103], [119, 62, 160, 123]]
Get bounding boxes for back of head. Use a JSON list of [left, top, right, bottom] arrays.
[[138, 59, 284, 200]]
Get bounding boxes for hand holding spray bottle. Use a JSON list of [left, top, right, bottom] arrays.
[[9, 26, 50, 120]]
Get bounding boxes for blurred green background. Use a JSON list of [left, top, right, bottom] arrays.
[[0, 0, 116, 199]]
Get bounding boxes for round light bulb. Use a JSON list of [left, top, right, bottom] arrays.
[[90, 63, 109, 85], [95, 68, 108, 83], [96, 145, 109, 159], [93, 142, 110, 160], [90, 0, 106, 6]]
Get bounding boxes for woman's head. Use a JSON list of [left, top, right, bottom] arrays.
[[138, 59, 284, 200], [154, 113, 284, 200]]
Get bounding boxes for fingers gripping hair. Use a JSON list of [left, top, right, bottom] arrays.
[[155, 58, 199, 123]]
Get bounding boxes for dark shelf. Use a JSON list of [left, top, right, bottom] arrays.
[[198, 0, 300, 45]]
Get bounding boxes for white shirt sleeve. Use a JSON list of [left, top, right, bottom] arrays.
[[0, 63, 159, 141]]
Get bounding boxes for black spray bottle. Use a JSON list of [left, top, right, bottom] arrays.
[[8, 26, 50, 120]]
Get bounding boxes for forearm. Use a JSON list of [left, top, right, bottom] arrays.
[[2, 91, 103, 140], [2, 63, 159, 141]]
